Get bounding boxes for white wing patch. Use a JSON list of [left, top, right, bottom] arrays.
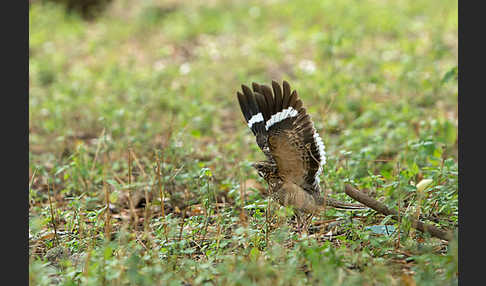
[[265, 107, 298, 130], [247, 113, 264, 129], [313, 131, 326, 183], [313, 131, 326, 165]]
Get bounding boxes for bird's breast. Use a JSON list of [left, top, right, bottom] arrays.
[[275, 181, 320, 213]]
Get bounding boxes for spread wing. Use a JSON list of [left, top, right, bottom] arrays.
[[237, 80, 326, 192]]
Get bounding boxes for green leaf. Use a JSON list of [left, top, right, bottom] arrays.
[[104, 246, 113, 260], [441, 66, 458, 84], [249, 247, 260, 261]]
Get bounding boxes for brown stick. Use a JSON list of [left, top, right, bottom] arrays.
[[130, 149, 152, 236], [344, 184, 453, 241], [103, 178, 111, 241], [47, 178, 59, 246], [90, 128, 105, 175], [155, 152, 165, 219], [127, 149, 139, 228]]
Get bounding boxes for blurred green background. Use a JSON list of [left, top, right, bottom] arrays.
[[29, 0, 458, 285]]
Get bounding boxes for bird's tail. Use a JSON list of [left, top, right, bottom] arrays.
[[324, 198, 367, 210]]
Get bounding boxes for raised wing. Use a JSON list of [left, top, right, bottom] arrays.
[[237, 80, 326, 192]]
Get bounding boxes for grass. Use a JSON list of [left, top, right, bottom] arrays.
[[29, 0, 458, 285]]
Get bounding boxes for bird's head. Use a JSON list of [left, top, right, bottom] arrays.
[[251, 161, 277, 181]]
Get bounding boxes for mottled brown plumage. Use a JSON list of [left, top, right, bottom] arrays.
[[237, 80, 365, 222]]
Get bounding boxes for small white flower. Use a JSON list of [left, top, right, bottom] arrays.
[[298, 60, 316, 74], [179, 63, 191, 75], [416, 179, 433, 192]]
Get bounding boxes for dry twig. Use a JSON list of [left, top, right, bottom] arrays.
[[127, 149, 139, 228], [344, 184, 453, 241], [47, 178, 59, 246]]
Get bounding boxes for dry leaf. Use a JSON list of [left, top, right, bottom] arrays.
[[400, 274, 416, 286], [39, 232, 55, 240]]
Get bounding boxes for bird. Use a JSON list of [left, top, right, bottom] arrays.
[[236, 80, 365, 228]]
